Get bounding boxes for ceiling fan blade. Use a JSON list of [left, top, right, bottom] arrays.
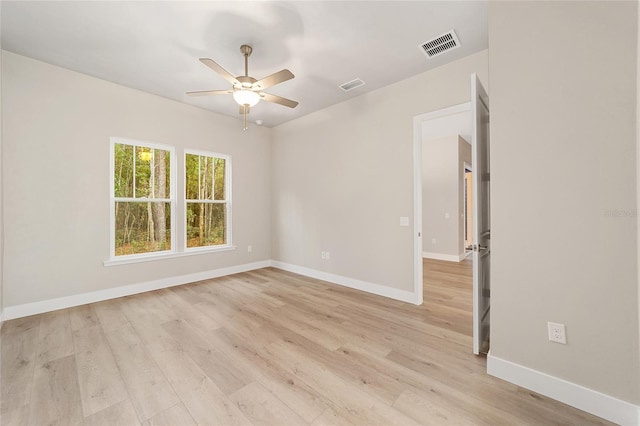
[[260, 92, 299, 108], [186, 89, 232, 97], [199, 58, 239, 85], [239, 105, 250, 114], [253, 69, 294, 90]]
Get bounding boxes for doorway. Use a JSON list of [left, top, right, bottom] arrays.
[[413, 102, 471, 304], [412, 103, 472, 305], [413, 78, 491, 355]]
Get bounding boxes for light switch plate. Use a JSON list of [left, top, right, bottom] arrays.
[[399, 217, 409, 227]]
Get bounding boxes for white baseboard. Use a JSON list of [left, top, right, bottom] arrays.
[[270, 260, 421, 305], [2, 260, 271, 320], [422, 251, 466, 262], [487, 353, 640, 425]]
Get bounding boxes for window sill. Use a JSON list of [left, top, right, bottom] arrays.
[[104, 245, 237, 267]]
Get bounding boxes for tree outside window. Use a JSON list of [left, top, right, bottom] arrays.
[[112, 140, 174, 257], [185, 151, 230, 249]]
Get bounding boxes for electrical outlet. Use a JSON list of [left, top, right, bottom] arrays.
[[325, 251, 330, 260], [432, 238, 437, 244], [247, 245, 252, 253], [548, 322, 567, 344]]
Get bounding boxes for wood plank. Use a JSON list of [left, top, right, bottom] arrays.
[[0, 403, 29, 426], [148, 337, 252, 426], [104, 325, 180, 422], [28, 355, 83, 426], [393, 388, 486, 425], [35, 309, 74, 365], [310, 408, 355, 426], [91, 300, 131, 333], [141, 403, 196, 426], [82, 399, 140, 426], [159, 288, 222, 332], [68, 304, 100, 332], [1, 316, 40, 417], [129, 381, 181, 423], [206, 328, 328, 423], [73, 325, 128, 417], [261, 341, 420, 426], [229, 381, 307, 426]]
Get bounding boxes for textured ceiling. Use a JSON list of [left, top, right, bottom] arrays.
[[1, 1, 488, 127]]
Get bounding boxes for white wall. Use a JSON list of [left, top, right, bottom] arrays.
[[0, 4, 3, 323], [489, 0, 639, 405], [637, 0, 640, 395], [636, 0, 640, 386], [271, 51, 487, 293], [2, 51, 272, 308], [422, 135, 470, 260]]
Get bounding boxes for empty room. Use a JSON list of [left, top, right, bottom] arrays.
[[0, 1, 639, 425]]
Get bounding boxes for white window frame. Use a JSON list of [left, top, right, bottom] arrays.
[[184, 149, 232, 252], [108, 137, 177, 263]]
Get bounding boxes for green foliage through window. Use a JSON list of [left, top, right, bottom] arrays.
[[185, 153, 228, 248], [113, 142, 172, 256]]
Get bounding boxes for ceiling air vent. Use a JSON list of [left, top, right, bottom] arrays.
[[420, 30, 461, 59], [339, 78, 366, 92]]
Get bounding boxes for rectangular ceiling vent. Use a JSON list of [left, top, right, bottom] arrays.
[[420, 30, 461, 59], [339, 78, 366, 92]]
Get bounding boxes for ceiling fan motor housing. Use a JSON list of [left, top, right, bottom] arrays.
[[235, 75, 257, 90], [240, 44, 253, 57]]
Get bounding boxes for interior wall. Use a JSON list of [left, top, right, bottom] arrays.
[[637, 0, 640, 394], [0, 3, 3, 323], [422, 135, 462, 258], [489, 1, 639, 404], [271, 50, 488, 293], [2, 51, 272, 308]]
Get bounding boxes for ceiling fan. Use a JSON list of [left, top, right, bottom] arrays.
[[187, 44, 299, 130]]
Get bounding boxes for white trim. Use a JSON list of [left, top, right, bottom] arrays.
[[487, 354, 640, 426], [412, 113, 424, 305], [422, 251, 466, 262], [103, 245, 237, 266], [3, 260, 270, 320], [270, 260, 421, 305], [418, 102, 471, 121]]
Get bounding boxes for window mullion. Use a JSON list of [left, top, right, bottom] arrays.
[[151, 149, 155, 198], [132, 146, 136, 198]]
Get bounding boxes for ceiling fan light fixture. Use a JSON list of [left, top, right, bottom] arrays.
[[233, 89, 260, 107]]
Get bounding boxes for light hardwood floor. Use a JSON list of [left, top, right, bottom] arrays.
[[1, 262, 611, 425]]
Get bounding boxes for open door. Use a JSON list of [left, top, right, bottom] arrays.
[[471, 74, 490, 355]]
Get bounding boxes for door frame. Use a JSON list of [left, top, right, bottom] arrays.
[[412, 102, 472, 305]]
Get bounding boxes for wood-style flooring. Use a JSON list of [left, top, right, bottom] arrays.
[[0, 261, 611, 425]]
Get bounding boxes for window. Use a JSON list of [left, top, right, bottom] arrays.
[[185, 150, 231, 249], [111, 139, 175, 258]]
